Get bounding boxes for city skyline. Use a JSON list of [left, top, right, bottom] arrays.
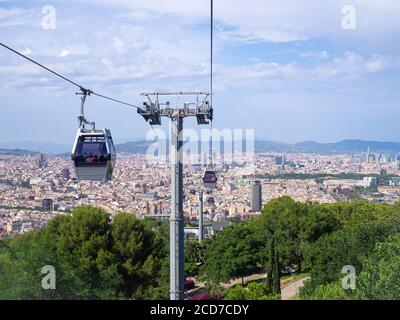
[[3, 137, 400, 156]]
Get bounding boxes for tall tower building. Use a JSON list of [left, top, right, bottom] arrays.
[[251, 180, 262, 212], [36, 153, 46, 169], [275, 156, 283, 166], [42, 197, 53, 211], [377, 153, 382, 165], [62, 168, 70, 180], [366, 146, 371, 164]]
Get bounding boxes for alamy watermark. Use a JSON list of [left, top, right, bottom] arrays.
[[41, 5, 57, 30], [38, 5, 357, 34], [41, 265, 56, 290], [342, 5, 356, 30], [341, 265, 356, 290], [145, 128, 255, 167]]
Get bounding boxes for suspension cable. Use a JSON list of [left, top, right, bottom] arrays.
[[209, 0, 214, 168], [0, 42, 139, 110], [91, 92, 139, 109], [210, 0, 214, 107]]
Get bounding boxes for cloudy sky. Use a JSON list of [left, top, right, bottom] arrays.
[[1, 0, 400, 144]]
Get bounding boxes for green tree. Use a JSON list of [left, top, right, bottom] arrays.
[[185, 240, 206, 277], [265, 236, 281, 295], [303, 218, 400, 288], [110, 212, 163, 298], [272, 243, 281, 295], [203, 221, 262, 287], [266, 239, 273, 293], [224, 282, 280, 300], [0, 206, 166, 300], [356, 235, 400, 300], [300, 280, 353, 300], [258, 197, 340, 273]]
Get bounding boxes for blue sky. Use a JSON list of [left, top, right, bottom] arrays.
[[1, 0, 400, 144]]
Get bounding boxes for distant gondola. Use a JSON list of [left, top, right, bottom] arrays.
[[203, 170, 217, 190], [71, 128, 116, 181]]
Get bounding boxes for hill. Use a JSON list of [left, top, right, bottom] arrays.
[[294, 139, 400, 154], [1, 139, 400, 155], [0, 148, 38, 156]]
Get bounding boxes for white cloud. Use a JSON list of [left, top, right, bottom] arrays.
[[119, 9, 160, 21], [1, 1, 400, 96], [366, 55, 395, 73], [21, 47, 32, 55], [219, 27, 308, 44], [213, 52, 400, 92], [299, 51, 330, 60], [78, 0, 400, 45], [0, 63, 40, 75], [0, 7, 38, 28], [59, 50, 70, 58], [312, 52, 399, 80]]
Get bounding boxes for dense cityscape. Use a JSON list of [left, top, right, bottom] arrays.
[[2, 147, 400, 239]]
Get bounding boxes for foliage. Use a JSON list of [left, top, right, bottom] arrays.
[[3, 197, 400, 300], [300, 280, 354, 300], [255, 172, 396, 186], [356, 235, 400, 300], [224, 282, 280, 300], [204, 197, 400, 300], [266, 239, 273, 292], [202, 221, 262, 286], [303, 206, 400, 287], [265, 237, 281, 295], [0, 206, 166, 300], [185, 240, 206, 277], [258, 197, 341, 272], [272, 240, 281, 295]]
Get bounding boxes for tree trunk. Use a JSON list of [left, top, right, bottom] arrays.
[[296, 254, 302, 274], [272, 242, 281, 294], [266, 239, 274, 294]]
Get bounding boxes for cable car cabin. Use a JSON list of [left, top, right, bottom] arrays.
[[71, 129, 116, 181], [203, 170, 217, 190]]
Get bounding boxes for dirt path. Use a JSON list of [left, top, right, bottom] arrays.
[[281, 277, 310, 300]]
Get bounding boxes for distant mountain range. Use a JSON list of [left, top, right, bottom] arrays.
[[116, 140, 155, 154], [117, 139, 400, 155], [0, 142, 70, 154], [255, 139, 400, 154], [1, 139, 400, 156], [0, 148, 39, 156]]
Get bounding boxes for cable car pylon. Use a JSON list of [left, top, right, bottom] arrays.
[[137, 0, 216, 301], [138, 91, 213, 300]]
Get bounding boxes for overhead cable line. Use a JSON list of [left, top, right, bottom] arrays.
[[91, 92, 139, 109], [0, 42, 139, 109], [209, 0, 214, 168], [210, 0, 214, 106]]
